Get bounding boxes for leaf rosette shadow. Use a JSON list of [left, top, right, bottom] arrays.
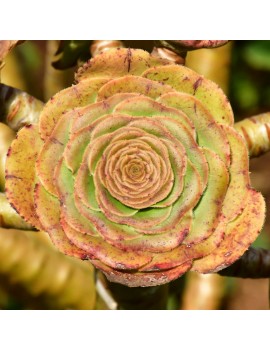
[[5, 48, 266, 287]]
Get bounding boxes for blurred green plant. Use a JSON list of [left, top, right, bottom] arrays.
[[229, 41, 270, 119], [52, 40, 92, 69]]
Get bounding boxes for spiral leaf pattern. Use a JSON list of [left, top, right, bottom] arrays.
[[5, 49, 265, 287]]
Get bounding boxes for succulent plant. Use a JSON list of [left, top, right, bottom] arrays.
[[5, 48, 265, 287]]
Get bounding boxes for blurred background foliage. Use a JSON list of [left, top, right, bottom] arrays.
[[0, 40, 270, 310], [230, 41, 270, 119]]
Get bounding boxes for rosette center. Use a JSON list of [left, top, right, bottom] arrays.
[[124, 160, 146, 181], [97, 137, 175, 209]]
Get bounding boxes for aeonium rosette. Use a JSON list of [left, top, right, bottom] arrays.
[[5, 48, 265, 287]]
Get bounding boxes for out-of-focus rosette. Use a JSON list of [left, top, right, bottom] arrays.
[[5, 48, 265, 287]]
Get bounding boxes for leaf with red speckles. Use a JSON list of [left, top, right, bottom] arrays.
[[5, 124, 43, 229], [75, 48, 170, 82], [35, 182, 88, 259], [93, 259, 193, 288], [144, 65, 234, 126], [97, 76, 174, 101], [192, 189, 265, 273], [39, 78, 108, 141]]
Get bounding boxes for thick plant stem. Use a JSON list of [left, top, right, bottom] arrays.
[[102, 273, 169, 309], [151, 47, 185, 65], [0, 227, 96, 309], [0, 83, 44, 131], [181, 272, 225, 310], [218, 247, 270, 278], [154, 40, 229, 66], [90, 40, 124, 58], [157, 40, 229, 52], [235, 113, 270, 157]]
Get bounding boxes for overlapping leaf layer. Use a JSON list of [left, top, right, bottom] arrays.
[[5, 49, 265, 287]]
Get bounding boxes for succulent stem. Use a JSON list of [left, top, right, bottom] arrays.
[[0, 83, 44, 131], [154, 40, 230, 66], [151, 47, 186, 65], [181, 272, 225, 309], [102, 274, 169, 309], [0, 227, 96, 309], [218, 247, 270, 278], [157, 40, 230, 52], [235, 113, 270, 157], [90, 40, 124, 58]]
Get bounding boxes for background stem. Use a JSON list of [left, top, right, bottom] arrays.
[[235, 113, 270, 157], [0, 83, 43, 131], [218, 247, 270, 278], [0, 227, 96, 309]]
